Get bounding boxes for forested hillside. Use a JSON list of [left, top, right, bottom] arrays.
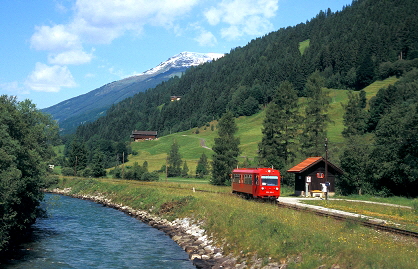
[[61, 0, 418, 196], [74, 0, 418, 142]]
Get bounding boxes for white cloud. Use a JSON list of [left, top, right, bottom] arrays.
[[48, 50, 93, 65], [195, 30, 218, 47], [30, 25, 81, 51], [204, 0, 278, 40], [30, 0, 202, 65], [205, 7, 222, 26], [70, 0, 200, 44], [221, 25, 242, 40], [26, 63, 77, 92]]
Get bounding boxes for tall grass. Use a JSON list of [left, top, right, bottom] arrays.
[[51, 178, 418, 268]]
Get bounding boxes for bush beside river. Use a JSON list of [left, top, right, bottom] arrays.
[[49, 177, 418, 269]]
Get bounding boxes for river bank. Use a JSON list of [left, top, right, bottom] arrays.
[[45, 178, 418, 269], [46, 188, 277, 269]]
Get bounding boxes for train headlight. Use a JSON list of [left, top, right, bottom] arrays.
[[261, 187, 265, 190], [275, 188, 279, 191]]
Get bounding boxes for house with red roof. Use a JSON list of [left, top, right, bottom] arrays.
[[287, 157, 343, 197]]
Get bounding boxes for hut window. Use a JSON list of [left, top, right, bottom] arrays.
[[317, 172, 324, 178]]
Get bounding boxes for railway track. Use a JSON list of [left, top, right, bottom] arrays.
[[277, 202, 418, 239]]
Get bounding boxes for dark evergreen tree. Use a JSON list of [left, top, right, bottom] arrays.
[[181, 160, 189, 177], [339, 136, 373, 195], [371, 103, 418, 196], [258, 103, 285, 170], [211, 111, 240, 185], [342, 90, 368, 137], [142, 161, 149, 173], [359, 90, 367, 109], [258, 81, 300, 170], [300, 72, 331, 156], [91, 151, 107, 177], [196, 152, 209, 178], [356, 53, 376, 89], [67, 140, 88, 175], [167, 140, 182, 177]]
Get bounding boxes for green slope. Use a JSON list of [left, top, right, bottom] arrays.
[[123, 77, 398, 173]]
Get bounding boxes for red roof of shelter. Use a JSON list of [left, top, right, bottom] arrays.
[[287, 157, 343, 174]]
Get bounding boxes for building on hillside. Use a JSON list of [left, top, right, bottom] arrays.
[[170, 96, 181, 101], [287, 157, 343, 197], [130, 130, 158, 141]]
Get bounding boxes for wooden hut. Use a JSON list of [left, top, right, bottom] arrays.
[[130, 131, 158, 141], [287, 157, 343, 197]]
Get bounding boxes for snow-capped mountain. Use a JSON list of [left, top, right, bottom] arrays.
[[139, 52, 224, 77], [42, 52, 224, 134]]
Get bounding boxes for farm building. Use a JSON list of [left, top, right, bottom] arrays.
[[287, 157, 343, 197], [130, 130, 158, 141], [170, 96, 181, 101]]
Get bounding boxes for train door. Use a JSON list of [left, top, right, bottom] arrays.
[[253, 174, 259, 197]]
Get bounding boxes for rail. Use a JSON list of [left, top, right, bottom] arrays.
[[277, 202, 418, 239]]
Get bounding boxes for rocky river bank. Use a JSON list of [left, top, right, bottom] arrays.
[[46, 188, 284, 269]]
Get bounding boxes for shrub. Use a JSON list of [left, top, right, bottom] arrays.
[[61, 167, 75, 176], [141, 171, 159, 181]]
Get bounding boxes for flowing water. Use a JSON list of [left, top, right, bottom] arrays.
[[4, 194, 195, 269]]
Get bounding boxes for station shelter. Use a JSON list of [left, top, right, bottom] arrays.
[[287, 157, 343, 197]]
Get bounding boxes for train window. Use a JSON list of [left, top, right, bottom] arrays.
[[261, 176, 278, 186], [243, 174, 252, 184], [232, 174, 240, 183]]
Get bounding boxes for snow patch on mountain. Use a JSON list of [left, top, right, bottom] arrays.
[[136, 52, 224, 77]]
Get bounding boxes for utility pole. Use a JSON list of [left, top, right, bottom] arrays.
[[74, 155, 78, 176], [324, 138, 329, 200], [122, 152, 125, 180]]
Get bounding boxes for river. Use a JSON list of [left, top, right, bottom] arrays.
[[3, 193, 195, 269]]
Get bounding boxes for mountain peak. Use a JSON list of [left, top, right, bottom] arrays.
[[137, 51, 224, 77]]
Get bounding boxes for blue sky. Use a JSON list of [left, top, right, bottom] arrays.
[[0, 0, 352, 109]]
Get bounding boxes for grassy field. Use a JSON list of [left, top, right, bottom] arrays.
[[299, 39, 310, 55], [123, 77, 398, 174], [50, 177, 418, 268]]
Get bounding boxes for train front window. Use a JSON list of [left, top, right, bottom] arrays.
[[261, 176, 278, 186]]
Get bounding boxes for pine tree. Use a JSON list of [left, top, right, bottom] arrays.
[[67, 140, 88, 175], [211, 111, 240, 185], [167, 140, 182, 177], [142, 161, 149, 173], [196, 152, 209, 178], [91, 150, 107, 177], [259, 81, 300, 170], [258, 103, 285, 169], [342, 90, 368, 137], [181, 160, 189, 177], [339, 136, 372, 195], [300, 72, 331, 157]]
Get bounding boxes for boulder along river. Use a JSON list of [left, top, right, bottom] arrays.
[[4, 193, 195, 269]]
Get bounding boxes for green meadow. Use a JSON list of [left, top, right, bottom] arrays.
[[123, 77, 398, 174]]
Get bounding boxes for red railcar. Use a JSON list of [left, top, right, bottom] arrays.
[[231, 168, 281, 199]]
